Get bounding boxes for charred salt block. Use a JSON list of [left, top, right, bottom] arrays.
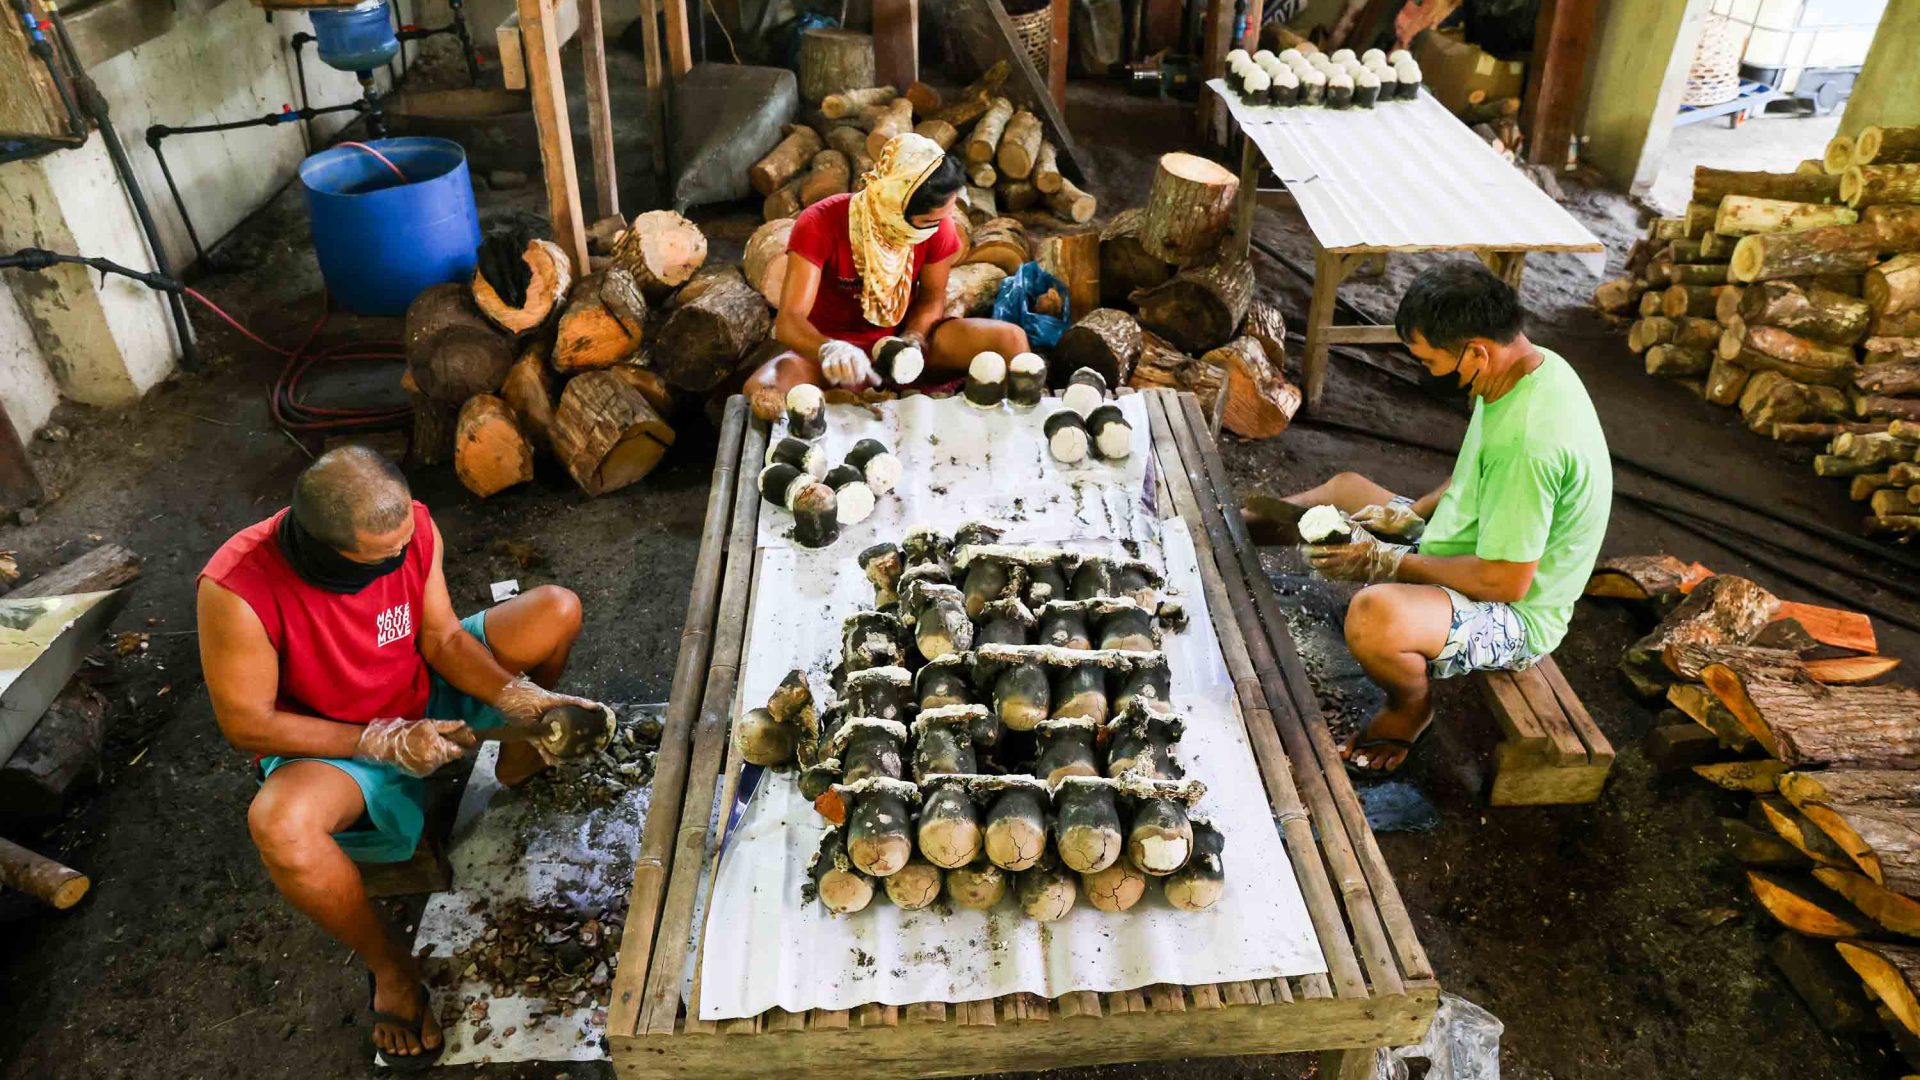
[[980, 776, 1051, 871], [858, 542, 904, 609], [1106, 703, 1185, 779], [837, 776, 920, 877], [906, 579, 974, 661], [789, 481, 840, 547], [1118, 775, 1206, 876], [786, 382, 827, 440], [825, 716, 909, 785], [885, 859, 944, 909], [767, 668, 818, 748], [915, 654, 973, 712], [1035, 715, 1100, 784], [799, 743, 844, 801], [919, 777, 983, 869], [1044, 410, 1089, 464], [1085, 404, 1132, 460], [768, 435, 827, 478], [1113, 654, 1172, 716], [842, 665, 913, 721], [1082, 857, 1148, 912], [823, 463, 876, 526], [1298, 503, 1352, 544], [1164, 818, 1225, 911], [1055, 776, 1124, 873], [992, 661, 1052, 731], [1371, 63, 1399, 101], [1354, 67, 1380, 108], [872, 335, 925, 386], [845, 438, 901, 495], [965, 350, 1007, 408], [1050, 659, 1109, 724], [1393, 58, 1421, 99], [946, 860, 1007, 910], [1017, 857, 1079, 922], [1095, 600, 1157, 652], [1007, 352, 1046, 408], [1111, 559, 1161, 607], [1225, 60, 1247, 97], [962, 557, 1014, 619], [912, 704, 983, 776], [1061, 366, 1108, 417], [902, 525, 953, 575], [807, 825, 874, 914], [1025, 557, 1070, 606], [1299, 67, 1327, 106], [1240, 66, 1271, 104], [1071, 556, 1116, 600], [843, 610, 909, 671], [735, 706, 795, 766], [1326, 69, 1354, 109], [1269, 67, 1300, 106], [1037, 600, 1094, 650], [758, 462, 808, 508], [976, 597, 1036, 647]]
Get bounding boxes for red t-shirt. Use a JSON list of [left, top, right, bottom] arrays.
[[787, 192, 964, 350], [199, 502, 436, 725]]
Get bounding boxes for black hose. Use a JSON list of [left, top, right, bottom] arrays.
[[44, 6, 198, 370]]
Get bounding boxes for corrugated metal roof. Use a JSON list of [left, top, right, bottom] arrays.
[[1212, 80, 1605, 270]]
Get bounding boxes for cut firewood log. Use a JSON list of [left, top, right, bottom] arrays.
[[1727, 818, 1815, 870], [800, 149, 852, 207], [905, 81, 942, 114], [751, 126, 825, 195], [1668, 681, 1751, 748], [471, 238, 573, 336], [1779, 770, 1920, 891], [1664, 263, 1732, 287], [1868, 254, 1920, 318], [1663, 642, 1809, 683], [1650, 217, 1689, 241], [649, 277, 772, 392], [821, 85, 897, 118], [864, 98, 914, 160], [1100, 207, 1172, 306], [1817, 868, 1920, 936], [453, 394, 534, 498], [1667, 237, 1723, 263], [1747, 870, 1879, 938], [1692, 167, 1841, 206], [1132, 256, 1255, 355], [1719, 320, 1859, 387], [824, 125, 876, 187], [550, 369, 676, 496], [1866, 337, 1920, 359], [1753, 794, 1855, 869], [1584, 554, 1713, 605], [667, 263, 746, 311], [1739, 280, 1871, 343], [1126, 331, 1225, 419], [1638, 290, 1665, 318], [1856, 125, 1920, 166], [1662, 284, 1720, 318], [1033, 142, 1062, 195], [1694, 759, 1789, 792], [1731, 223, 1886, 282], [553, 268, 647, 373], [1701, 661, 1920, 769], [1206, 336, 1300, 438], [1054, 308, 1142, 389], [500, 344, 557, 454], [1844, 164, 1920, 209], [944, 263, 1008, 318], [997, 110, 1044, 179], [609, 210, 708, 298], [764, 178, 805, 223], [1701, 232, 1743, 259], [1771, 932, 1881, 1034], [1833, 430, 1920, 466], [958, 217, 1028, 275], [1047, 177, 1098, 224], [1035, 229, 1100, 326], [1684, 201, 1719, 239], [1620, 574, 1779, 697], [1739, 371, 1849, 433], [968, 160, 998, 188], [1646, 344, 1711, 378], [1706, 355, 1750, 405], [913, 119, 958, 151], [1861, 397, 1920, 423], [999, 179, 1040, 212], [1139, 153, 1240, 267], [799, 27, 876, 104], [0, 837, 87, 909], [1779, 421, 1889, 444], [405, 283, 515, 404], [1824, 135, 1857, 175], [1869, 204, 1920, 252], [1715, 195, 1859, 236], [1839, 942, 1920, 1038], [1865, 514, 1920, 537], [743, 218, 795, 308], [1594, 276, 1643, 314], [406, 382, 456, 467], [965, 97, 1015, 164]]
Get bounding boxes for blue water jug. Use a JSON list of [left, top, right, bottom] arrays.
[[310, 0, 400, 74]]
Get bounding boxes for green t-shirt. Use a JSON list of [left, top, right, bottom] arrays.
[[1417, 349, 1612, 654]]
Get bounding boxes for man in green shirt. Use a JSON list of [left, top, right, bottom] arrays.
[[1243, 262, 1612, 776]]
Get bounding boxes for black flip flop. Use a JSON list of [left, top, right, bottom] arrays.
[[367, 972, 446, 1073], [1242, 495, 1308, 546], [1342, 722, 1434, 780]]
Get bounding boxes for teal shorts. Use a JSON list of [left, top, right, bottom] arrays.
[[259, 610, 504, 864]]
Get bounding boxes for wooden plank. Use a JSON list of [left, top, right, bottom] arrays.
[[1197, 0, 1231, 144], [1477, 672, 1546, 745], [638, 0, 664, 88], [579, 0, 619, 219], [1048, 0, 1068, 112], [1142, 391, 1374, 999], [1146, 983, 1189, 1012], [1774, 600, 1878, 655], [516, 0, 591, 272], [494, 0, 581, 92], [1322, 325, 1403, 345], [766, 1008, 808, 1032], [810, 1009, 850, 1029], [858, 1003, 899, 1028], [607, 399, 749, 1039], [959, 999, 998, 1026], [905, 1001, 949, 1024], [1509, 665, 1587, 766], [1171, 391, 1436, 987], [1056, 991, 1101, 1018], [636, 412, 767, 1035], [1536, 655, 1614, 764], [946, 0, 1089, 185], [664, 0, 692, 75], [1192, 984, 1225, 1010], [1522, 0, 1597, 168], [873, 0, 919, 90]]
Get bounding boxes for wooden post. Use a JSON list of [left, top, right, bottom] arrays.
[[873, 0, 919, 90], [0, 402, 43, 512], [1197, 0, 1231, 144], [664, 0, 692, 76], [580, 0, 619, 218], [1048, 0, 1068, 112], [1232, 135, 1258, 260], [1523, 0, 1597, 167], [638, 0, 663, 87], [518, 0, 590, 271]]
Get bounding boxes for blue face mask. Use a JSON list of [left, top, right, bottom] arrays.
[[276, 511, 407, 594]]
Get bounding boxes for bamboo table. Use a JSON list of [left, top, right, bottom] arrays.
[[605, 391, 1438, 1078], [1212, 82, 1605, 406]]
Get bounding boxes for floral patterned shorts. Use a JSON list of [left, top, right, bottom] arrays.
[[1427, 586, 1538, 680]]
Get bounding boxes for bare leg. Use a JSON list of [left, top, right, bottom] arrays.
[[476, 584, 585, 787], [742, 349, 823, 422], [1243, 471, 1402, 545], [926, 317, 1031, 377], [249, 762, 441, 1060], [1338, 583, 1453, 774]]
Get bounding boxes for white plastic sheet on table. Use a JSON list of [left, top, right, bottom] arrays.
[[1208, 80, 1606, 275]]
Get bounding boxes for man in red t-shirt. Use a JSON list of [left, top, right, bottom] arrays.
[[197, 446, 601, 1068], [744, 135, 1032, 419]]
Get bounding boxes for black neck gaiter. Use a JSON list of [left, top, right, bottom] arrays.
[[276, 511, 408, 594]]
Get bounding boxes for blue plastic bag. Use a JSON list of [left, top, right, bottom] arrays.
[[992, 261, 1069, 348]]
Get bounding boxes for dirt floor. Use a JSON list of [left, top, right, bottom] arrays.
[[5, 49, 1920, 1080]]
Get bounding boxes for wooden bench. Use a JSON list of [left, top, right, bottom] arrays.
[[1475, 656, 1615, 806]]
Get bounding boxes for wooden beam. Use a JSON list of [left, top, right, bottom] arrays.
[[946, 0, 1090, 185], [1197, 0, 1231, 144], [638, 0, 664, 87], [0, 403, 43, 512], [494, 0, 580, 92], [579, 0, 618, 218], [664, 0, 693, 76], [517, 0, 590, 271], [1048, 0, 1068, 112], [1241, 0, 1263, 51], [873, 0, 919, 90], [1522, 0, 1597, 167]]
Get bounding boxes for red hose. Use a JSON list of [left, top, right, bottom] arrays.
[[184, 286, 413, 434]]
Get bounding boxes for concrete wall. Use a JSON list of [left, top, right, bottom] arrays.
[[1578, 0, 1709, 193], [1840, 0, 1920, 136]]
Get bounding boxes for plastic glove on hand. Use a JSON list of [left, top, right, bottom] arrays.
[[1305, 525, 1410, 584], [818, 339, 876, 389], [354, 718, 471, 778], [1351, 502, 1426, 542]]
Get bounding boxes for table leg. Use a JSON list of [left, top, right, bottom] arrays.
[[1477, 250, 1528, 290], [1303, 246, 1347, 407], [1319, 1047, 1377, 1080], [1233, 134, 1258, 260]]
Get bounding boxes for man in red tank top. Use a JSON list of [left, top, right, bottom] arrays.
[[198, 446, 600, 1068]]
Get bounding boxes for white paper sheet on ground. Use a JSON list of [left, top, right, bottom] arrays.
[[696, 521, 1327, 1020], [408, 706, 661, 1068], [758, 394, 1157, 550]]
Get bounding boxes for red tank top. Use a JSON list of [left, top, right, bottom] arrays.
[[199, 502, 436, 725]]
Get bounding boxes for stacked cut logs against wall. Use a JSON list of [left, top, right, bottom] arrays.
[[1592, 139, 1920, 537], [1586, 555, 1920, 1055]]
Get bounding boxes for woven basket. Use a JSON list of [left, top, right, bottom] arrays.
[[1683, 15, 1743, 107], [1006, 4, 1053, 76]]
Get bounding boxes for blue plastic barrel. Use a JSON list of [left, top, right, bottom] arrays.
[[309, 0, 400, 74], [299, 137, 480, 317]]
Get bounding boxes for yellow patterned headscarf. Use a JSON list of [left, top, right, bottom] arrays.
[[848, 132, 948, 328]]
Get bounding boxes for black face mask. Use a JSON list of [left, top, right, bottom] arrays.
[[276, 512, 408, 594]]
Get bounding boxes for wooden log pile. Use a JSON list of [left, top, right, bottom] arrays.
[[742, 525, 1227, 919], [1586, 553, 1920, 1059], [403, 210, 771, 499], [1592, 159, 1920, 537]]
